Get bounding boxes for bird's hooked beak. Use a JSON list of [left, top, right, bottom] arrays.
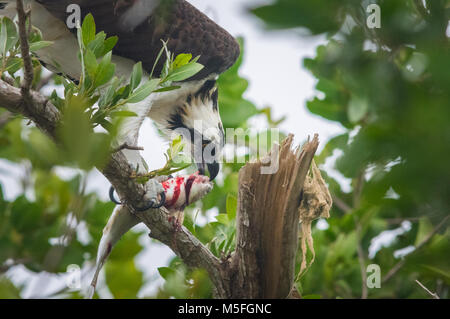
[[195, 140, 221, 181], [197, 160, 220, 181]]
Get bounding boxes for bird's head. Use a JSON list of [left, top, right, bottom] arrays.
[[153, 80, 224, 181]]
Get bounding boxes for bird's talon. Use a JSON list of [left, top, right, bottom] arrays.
[[109, 186, 122, 205], [150, 191, 166, 209], [109, 186, 166, 211]]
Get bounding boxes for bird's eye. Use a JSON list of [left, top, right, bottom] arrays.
[[202, 139, 210, 148]]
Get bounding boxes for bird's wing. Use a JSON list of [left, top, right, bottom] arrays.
[[35, 0, 240, 80]]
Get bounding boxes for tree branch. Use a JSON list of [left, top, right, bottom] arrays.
[[112, 142, 145, 153], [0, 80, 60, 136], [16, 0, 34, 103], [332, 195, 352, 214]]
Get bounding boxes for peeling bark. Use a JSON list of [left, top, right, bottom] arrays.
[[229, 135, 320, 298]]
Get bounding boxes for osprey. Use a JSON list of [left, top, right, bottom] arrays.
[[0, 0, 239, 189]]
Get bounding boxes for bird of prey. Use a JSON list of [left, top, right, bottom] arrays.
[[0, 0, 239, 203]]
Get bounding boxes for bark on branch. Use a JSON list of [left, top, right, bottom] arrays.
[[0, 80, 60, 136]]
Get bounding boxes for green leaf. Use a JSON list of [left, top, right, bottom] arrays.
[[58, 97, 110, 169], [109, 231, 143, 262], [166, 62, 204, 82], [130, 62, 143, 91], [98, 76, 120, 108], [84, 48, 98, 78], [105, 259, 143, 299], [307, 98, 349, 126], [154, 85, 181, 93], [87, 32, 106, 57], [216, 214, 229, 226], [81, 14, 96, 47], [94, 52, 115, 87], [10, 196, 42, 232], [173, 53, 192, 69], [415, 218, 434, 246], [158, 267, 176, 280], [5, 57, 23, 74], [0, 17, 18, 56], [29, 41, 53, 52], [103, 36, 118, 55], [251, 1, 341, 34], [126, 78, 159, 104], [348, 96, 369, 123], [420, 264, 450, 282], [150, 44, 165, 78]]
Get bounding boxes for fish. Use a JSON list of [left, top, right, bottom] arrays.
[[162, 172, 213, 228], [88, 172, 213, 298], [163, 172, 213, 210]]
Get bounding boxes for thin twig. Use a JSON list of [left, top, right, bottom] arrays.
[[353, 170, 365, 209], [112, 143, 145, 153], [383, 215, 450, 283], [415, 280, 440, 299], [332, 195, 352, 214], [16, 0, 34, 105]]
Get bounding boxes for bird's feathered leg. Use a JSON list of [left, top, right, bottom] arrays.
[[114, 88, 167, 209]]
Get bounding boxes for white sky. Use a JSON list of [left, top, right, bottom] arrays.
[[1, 0, 348, 298]]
